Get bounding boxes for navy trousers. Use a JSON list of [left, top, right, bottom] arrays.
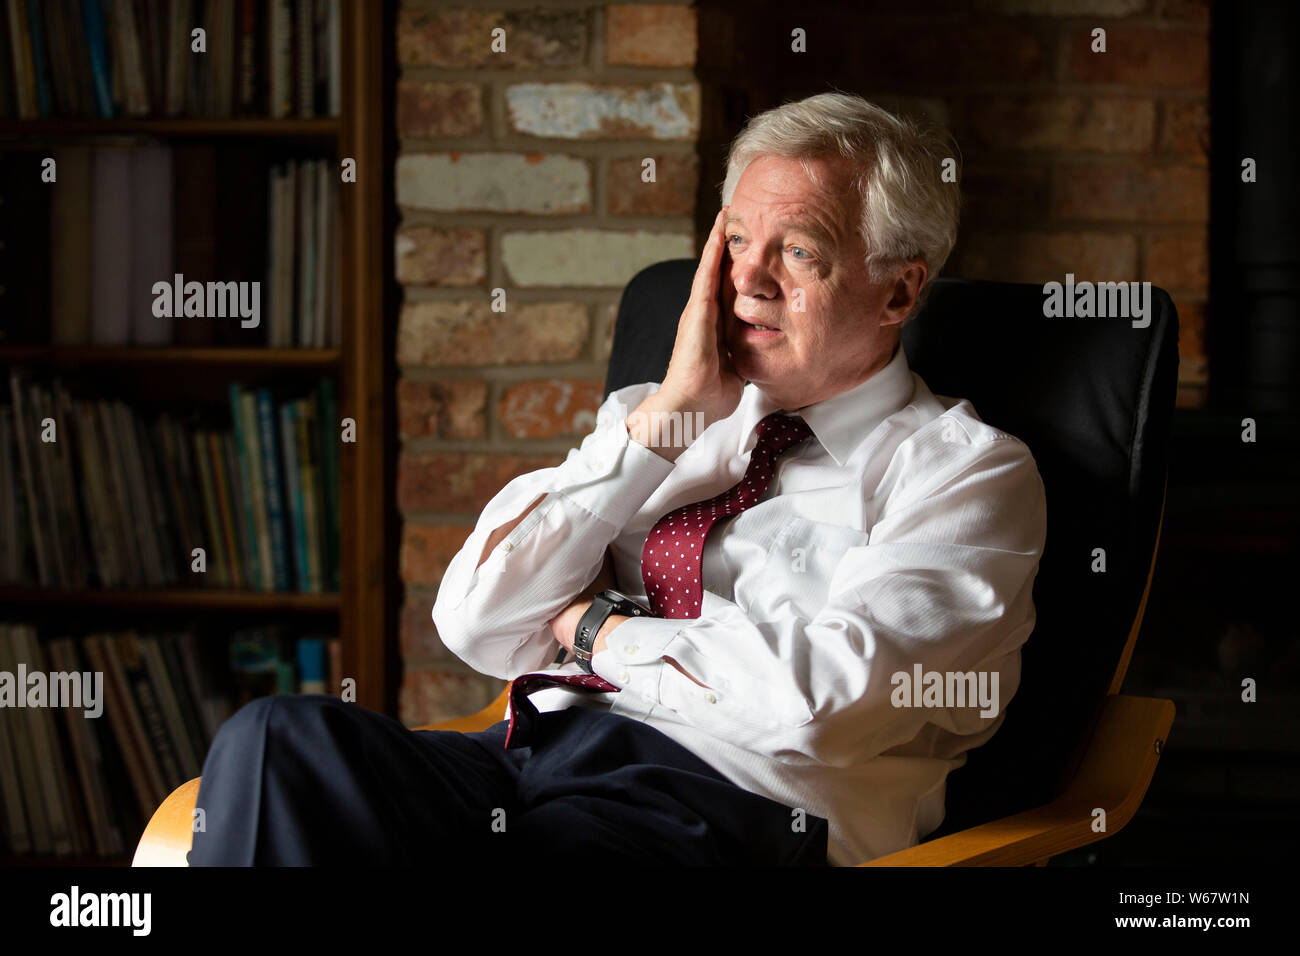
[[187, 694, 829, 866]]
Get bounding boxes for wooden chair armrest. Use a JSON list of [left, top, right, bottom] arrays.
[[859, 694, 1174, 866], [131, 778, 202, 867], [132, 684, 515, 866]]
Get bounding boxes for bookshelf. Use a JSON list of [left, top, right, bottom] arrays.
[[0, 2, 394, 865]]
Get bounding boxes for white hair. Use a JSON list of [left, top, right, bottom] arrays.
[[719, 92, 961, 320]]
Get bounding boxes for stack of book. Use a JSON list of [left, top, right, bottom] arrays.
[[1, 370, 341, 593], [0, 0, 341, 120], [0, 621, 340, 859], [0, 149, 340, 349]]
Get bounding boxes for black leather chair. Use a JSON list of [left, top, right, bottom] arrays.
[[605, 259, 1180, 863]]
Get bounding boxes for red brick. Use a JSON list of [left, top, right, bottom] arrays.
[[397, 301, 589, 367], [1053, 164, 1208, 223], [399, 668, 504, 728], [606, 153, 698, 215], [396, 379, 488, 439], [1162, 0, 1209, 28], [953, 231, 1139, 284], [1145, 233, 1208, 293], [1176, 299, 1206, 365], [498, 379, 604, 439], [601, 302, 620, 360], [395, 227, 487, 286], [396, 81, 482, 138], [398, 452, 564, 514], [852, 25, 1046, 85], [400, 600, 457, 665], [397, 8, 585, 68], [400, 523, 475, 585], [1068, 28, 1208, 88], [1159, 100, 1209, 163], [968, 97, 1155, 153], [1176, 297, 1207, 394], [605, 5, 698, 67], [959, 167, 1053, 228]]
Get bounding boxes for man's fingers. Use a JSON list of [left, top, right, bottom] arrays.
[[691, 207, 728, 304]]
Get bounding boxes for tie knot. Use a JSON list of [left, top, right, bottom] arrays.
[[754, 412, 812, 456]]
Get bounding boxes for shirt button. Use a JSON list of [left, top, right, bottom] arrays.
[[618, 670, 630, 683], [705, 692, 717, 704], [500, 541, 513, 552], [624, 644, 638, 655]]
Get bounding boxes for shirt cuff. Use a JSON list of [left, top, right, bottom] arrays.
[[590, 614, 683, 693]]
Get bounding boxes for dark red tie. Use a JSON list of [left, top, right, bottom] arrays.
[[502, 412, 813, 749]]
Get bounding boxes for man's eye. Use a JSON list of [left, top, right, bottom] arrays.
[[789, 246, 812, 260], [726, 234, 742, 246]]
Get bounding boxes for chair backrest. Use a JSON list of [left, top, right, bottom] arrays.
[[606, 260, 1179, 834]]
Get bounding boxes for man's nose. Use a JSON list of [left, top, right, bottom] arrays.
[[730, 255, 781, 300]]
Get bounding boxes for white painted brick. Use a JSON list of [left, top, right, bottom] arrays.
[[396, 152, 591, 213]]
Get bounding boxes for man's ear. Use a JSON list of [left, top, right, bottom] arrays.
[[880, 259, 928, 328]]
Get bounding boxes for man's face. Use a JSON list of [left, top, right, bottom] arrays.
[[721, 154, 923, 410]]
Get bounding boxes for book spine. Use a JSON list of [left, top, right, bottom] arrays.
[[227, 385, 261, 588], [0, 627, 33, 854], [207, 429, 242, 587], [1, 627, 52, 853], [239, 390, 273, 589], [279, 401, 306, 592], [190, 427, 227, 587], [295, 397, 320, 593], [256, 388, 291, 591], [14, 626, 76, 855], [317, 377, 339, 591], [79, 0, 115, 117], [82, 634, 159, 820], [23, 0, 51, 117], [8, 372, 52, 586], [116, 632, 185, 795], [139, 635, 201, 780]]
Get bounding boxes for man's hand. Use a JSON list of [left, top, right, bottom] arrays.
[[628, 206, 745, 463]]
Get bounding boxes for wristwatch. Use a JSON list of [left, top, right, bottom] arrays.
[[571, 589, 652, 673]]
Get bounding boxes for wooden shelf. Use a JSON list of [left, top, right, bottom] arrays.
[[0, 587, 341, 613], [0, 117, 340, 139], [0, 346, 342, 368]]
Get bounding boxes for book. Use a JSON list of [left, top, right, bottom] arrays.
[[257, 388, 292, 590], [49, 146, 93, 346], [89, 147, 133, 345], [129, 146, 175, 344]]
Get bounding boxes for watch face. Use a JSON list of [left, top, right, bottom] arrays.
[[605, 590, 630, 603]]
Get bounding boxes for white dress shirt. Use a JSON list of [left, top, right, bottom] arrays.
[[432, 342, 1047, 865]]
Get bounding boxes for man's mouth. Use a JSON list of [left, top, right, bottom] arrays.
[[736, 315, 781, 332]]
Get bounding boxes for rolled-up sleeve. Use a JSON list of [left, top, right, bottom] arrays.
[[432, 382, 677, 680], [589, 436, 1048, 769]]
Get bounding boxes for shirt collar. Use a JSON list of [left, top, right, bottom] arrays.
[[737, 341, 915, 466]]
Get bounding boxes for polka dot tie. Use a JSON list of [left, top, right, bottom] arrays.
[[640, 412, 812, 618], [502, 412, 811, 750]]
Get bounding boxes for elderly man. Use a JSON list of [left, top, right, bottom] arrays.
[[189, 93, 1045, 867]]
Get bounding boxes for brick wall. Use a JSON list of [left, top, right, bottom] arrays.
[[942, 0, 1211, 408], [393, 0, 1212, 725], [394, 2, 700, 726]]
